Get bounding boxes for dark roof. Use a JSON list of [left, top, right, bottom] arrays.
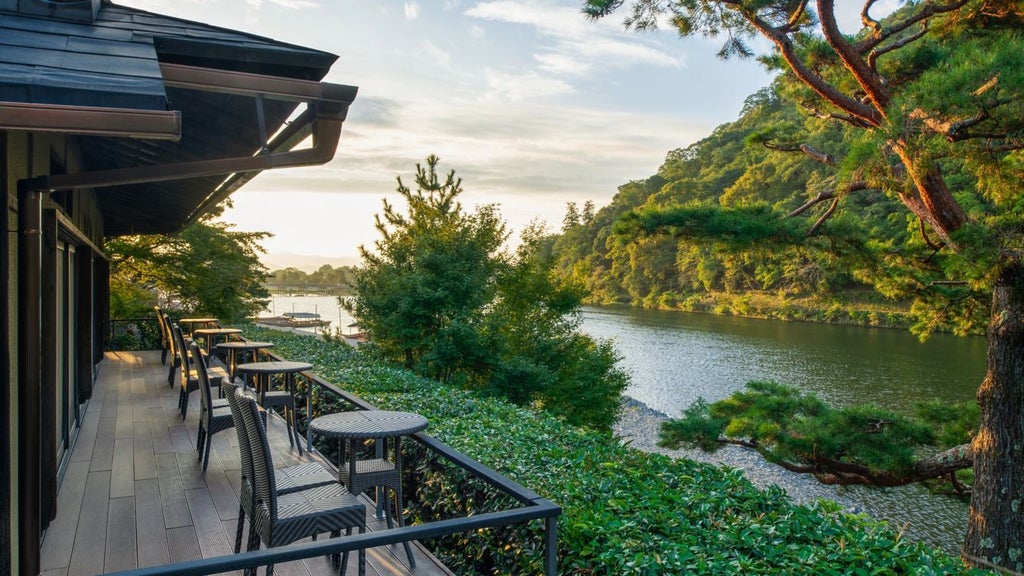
[[0, 1, 342, 237]]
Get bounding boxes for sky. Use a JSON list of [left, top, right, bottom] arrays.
[[119, 0, 784, 270]]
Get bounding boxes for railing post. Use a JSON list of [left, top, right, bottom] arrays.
[[306, 375, 313, 452], [545, 515, 558, 576]]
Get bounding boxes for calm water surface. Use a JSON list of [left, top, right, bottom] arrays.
[[580, 305, 987, 554], [580, 305, 985, 416]]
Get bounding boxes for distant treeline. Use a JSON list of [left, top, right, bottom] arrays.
[[547, 84, 915, 329], [265, 265, 357, 295]]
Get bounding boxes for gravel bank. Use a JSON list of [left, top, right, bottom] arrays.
[[613, 397, 861, 511]]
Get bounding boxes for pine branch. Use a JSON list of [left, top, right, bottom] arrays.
[[856, 0, 970, 54], [807, 197, 840, 236], [867, 23, 928, 70]]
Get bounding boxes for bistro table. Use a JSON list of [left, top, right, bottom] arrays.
[[192, 327, 243, 355], [308, 410, 428, 567], [235, 360, 312, 454], [215, 340, 275, 380], [178, 317, 219, 337]]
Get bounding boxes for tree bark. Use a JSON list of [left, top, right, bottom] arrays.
[[891, 141, 968, 248], [963, 260, 1024, 572]]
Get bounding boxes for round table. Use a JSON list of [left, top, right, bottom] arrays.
[[236, 361, 313, 453], [215, 340, 275, 380], [192, 327, 243, 353], [309, 410, 428, 567], [178, 317, 219, 336]]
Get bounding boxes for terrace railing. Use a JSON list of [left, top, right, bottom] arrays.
[[104, 335, 561, 576]]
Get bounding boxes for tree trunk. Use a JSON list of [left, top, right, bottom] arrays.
[[963, 260, 1024, 572]]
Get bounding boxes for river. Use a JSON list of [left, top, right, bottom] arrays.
[[579, 305, 986, 554], [263, 295, 985, 553]]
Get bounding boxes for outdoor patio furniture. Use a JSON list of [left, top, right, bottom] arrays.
[[172, 324, 228, 419], [154, 306, 171, 366], [192, 341, 235, 472], [237, 392, 367, 576], [222, 379, 338, 554], [235, 361, 311, 453], [309, 410, 428, 568]]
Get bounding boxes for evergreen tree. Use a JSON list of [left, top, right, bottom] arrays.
[[349, 156, 628, 429], [585, 0, 1024, 568]]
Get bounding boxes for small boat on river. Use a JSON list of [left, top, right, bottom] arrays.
[[256, 311, 331, 328]]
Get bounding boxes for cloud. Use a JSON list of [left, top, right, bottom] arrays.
[[422, 41, 453, 70], [404, 2, 420, 20], [346, 97, 402, 128], [465, 0, 682, 76], [245, 0, 319, 9], [468, 23, 486, 39], [482, 68, 573, 102]]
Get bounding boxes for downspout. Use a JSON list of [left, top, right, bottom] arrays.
[[17, 181, 43, 576]]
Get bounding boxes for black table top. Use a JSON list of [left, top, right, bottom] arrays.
[[309, 410, 428, 439], [235, 361, 312, 375], [216, 341, 275, 351]]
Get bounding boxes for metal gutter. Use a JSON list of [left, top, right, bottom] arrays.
[[23, 64, 357, 197], [0, 102, 181, 141]]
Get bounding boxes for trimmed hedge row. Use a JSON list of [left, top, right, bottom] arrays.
[[246, 326, 980, 575]]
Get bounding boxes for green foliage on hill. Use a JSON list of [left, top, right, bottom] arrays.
[[549, 85, 917, 326], [245, 326, 979, 575]]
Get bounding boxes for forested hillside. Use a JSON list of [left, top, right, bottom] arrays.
[[550, 83, 922, 328]]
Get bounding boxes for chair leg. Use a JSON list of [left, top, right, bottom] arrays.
[[201, 433, 212, 471], [195, 426, 205, 457], [234, 508, 245, 553]]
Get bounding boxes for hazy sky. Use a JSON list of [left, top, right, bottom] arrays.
[[121, 0, 782, 268]]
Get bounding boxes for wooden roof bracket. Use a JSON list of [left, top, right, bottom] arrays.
[[22, 63, 358, 194]]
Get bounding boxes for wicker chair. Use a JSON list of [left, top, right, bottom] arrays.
[[154, 306, 171, 366], [237, 392, 366, 576], [192, 341, 235, 472], [172, 324, 228, 419], [222, 379, 337, 554]]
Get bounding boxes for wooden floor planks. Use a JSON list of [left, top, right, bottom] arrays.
[[39, 350, 452, 576]]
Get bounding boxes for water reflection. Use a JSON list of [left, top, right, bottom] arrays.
[[579, 305, 985, 554], [580, 305, 985, 417]]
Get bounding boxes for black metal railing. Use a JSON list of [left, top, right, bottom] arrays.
[[107, 317, 163, 351], [104, 344, 561, 576]]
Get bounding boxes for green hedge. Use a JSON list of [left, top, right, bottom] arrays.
[[245, 326, 980, 575]]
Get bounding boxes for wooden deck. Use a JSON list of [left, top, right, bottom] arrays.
[[40, 350, 453, 576]]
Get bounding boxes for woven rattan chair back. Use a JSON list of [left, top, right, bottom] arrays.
[[238, 393, 279, 523]]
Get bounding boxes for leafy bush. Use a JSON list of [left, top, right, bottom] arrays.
[[246, 326, 979, 575]]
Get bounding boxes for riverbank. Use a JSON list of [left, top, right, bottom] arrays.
[[613, 396, 968, 555], [614, 397, 861, 509]]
